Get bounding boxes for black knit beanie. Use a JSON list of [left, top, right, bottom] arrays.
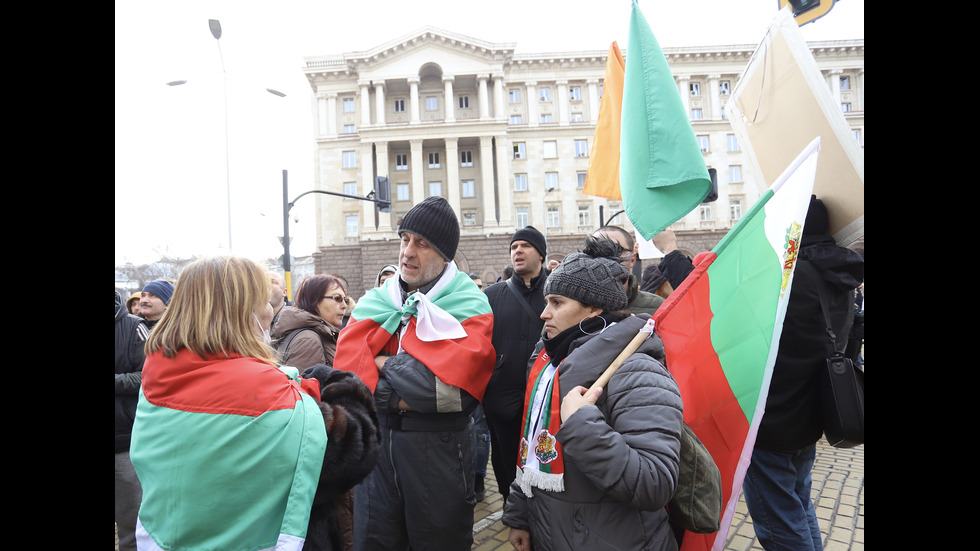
[[543, 236, 628, 311], [511, 225, 547, 261], [397, 196, 460, 260]]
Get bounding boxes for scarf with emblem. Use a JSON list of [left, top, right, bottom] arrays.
[[516, 350, 565, 494]]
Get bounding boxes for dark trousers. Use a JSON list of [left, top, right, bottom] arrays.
[[484, 408, 522, 501]]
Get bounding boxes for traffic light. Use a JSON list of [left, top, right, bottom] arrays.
[[374, 176, 391, 212], [778, 0, 836, 26]]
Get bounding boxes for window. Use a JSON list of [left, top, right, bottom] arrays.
[[428, 182, 442, 197], [697, 135, 709, 152], [428, 152, 440, 168], [509, 89, 521, 103], [719, 81, 731, 95], [841, 103, 852, 112], [570, 112, 584, 122], [699, 205, 713, 222], [458, 95, 469, 109], [343, 151, 356, 169], [539, 88, 551, 101], [730, 199, 743, 222], [510, 115, 523, 125], [577, 205, 591, 226], [513, 142, 526, 160], [853, 129, 861, 144], [691, 109, 703, 120], [545, 172, 558, 191], [546, 205, 560, 228], [514, 173, 528, 191], [460, 150, 472, 167], [543, 141, 557, 158], [426, 97, 438, 111], [343, 98, 355, 112], [344, 182, 356, 197], [396, 153, 408, 170], [840, 76, 851, 90], [720, 106, 727, 120], [461, 180, 475, 197], [569, 86, 581, 101], [343, 124, 356, 134], [576, 172, 586, 189], [574, 139, 588, 157], [726, 134, 739, 152], [345, 215, 358, 237], [690, 82, 701, 96], [515, 206, 529, 228], [729, 165, 742, 183], [394, 98, 405, 112], [540, 113, 553, 123], [396, 183, 410, 201], [462, 212, 477, 226]]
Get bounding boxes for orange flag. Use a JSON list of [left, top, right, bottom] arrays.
[[583, 41, 625, 200]]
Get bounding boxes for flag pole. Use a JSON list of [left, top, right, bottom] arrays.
[[588, 317, 656, 392]]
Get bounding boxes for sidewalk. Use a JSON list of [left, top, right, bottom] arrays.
[[472, 438, 864, 551]]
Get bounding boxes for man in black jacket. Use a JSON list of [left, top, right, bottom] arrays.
[[115, 290, 149, 551], [482, 226, 548, 501]]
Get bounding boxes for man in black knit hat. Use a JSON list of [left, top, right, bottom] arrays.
[[482, 225, 549, 502]]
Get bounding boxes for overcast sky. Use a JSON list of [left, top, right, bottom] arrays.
[[115, 0, 864, 267]]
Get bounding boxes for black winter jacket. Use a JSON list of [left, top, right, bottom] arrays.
[[115, 291, 149, 453], [755, 234, 864, 451], [482, 270, 548, 418]]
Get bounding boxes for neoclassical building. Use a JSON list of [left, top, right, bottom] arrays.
[[302, 27, 863, 296]]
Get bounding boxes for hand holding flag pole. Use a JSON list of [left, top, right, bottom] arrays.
[[588, 317, 656, 393]]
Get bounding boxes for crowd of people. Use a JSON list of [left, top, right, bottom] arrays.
[[116, 194, 863, 551]]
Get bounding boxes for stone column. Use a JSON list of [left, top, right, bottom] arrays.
[[479, 135, 498, 228], [587, 78, 600, 123], [360, 142, 375, 232], [556, 79, 569, 126], [359, 80, 372, 127], [676, 75, 690, 115], [493, 135, 513, 228], [316, 92, 329, 136], [708, 74, 721, 120], [492, 72, 505, 121], [525, 81, 538, 127], [374, 80, 386, 126], [409, 77, 421, 124], [410, 139, 424, 202], [375, 140, 393, 232], [828, 69, 843, 106], [478, 74, 490, 120], [325, 93, 337, 137], [445, 138, 461, 216], [443, 76, 455, 123]]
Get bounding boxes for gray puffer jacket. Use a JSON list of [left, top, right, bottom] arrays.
[[502, 314, 683, 551]]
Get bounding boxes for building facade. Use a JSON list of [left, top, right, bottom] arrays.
[[302, 27, 863, 298]]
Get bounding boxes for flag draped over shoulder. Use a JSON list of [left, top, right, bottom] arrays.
[[583, 41, 625, 200], [584, 0, 711, 238], [333, 261, 495, 400], [131, 350, 327, 551], [652, 138, 821, 551]]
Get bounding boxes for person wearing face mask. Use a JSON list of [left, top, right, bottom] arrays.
[[501, 236, 684, 551], [271, 274, 348, 370], [130, 256, 380, 551]]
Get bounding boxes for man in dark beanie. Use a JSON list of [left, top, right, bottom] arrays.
[[139, 279, 174, 330], [482, 224, 549, 502], [333, 195, 496, 550]]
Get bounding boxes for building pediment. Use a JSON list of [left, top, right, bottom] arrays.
[[305, 26, 515, 84]]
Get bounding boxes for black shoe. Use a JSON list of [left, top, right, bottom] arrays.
[[475, 475, 485, 501]]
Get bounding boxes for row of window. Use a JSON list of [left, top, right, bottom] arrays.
[[341, 140, 593, 170], [696, 134, 741, 153]]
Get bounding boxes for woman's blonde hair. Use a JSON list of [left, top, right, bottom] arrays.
[[146, 256, 276, 365]]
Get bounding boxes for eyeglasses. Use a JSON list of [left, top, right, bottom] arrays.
[[322, 294, 347, 304]]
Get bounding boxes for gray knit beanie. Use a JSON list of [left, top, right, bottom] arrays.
[[543, 236, 629, 311], [397, 196, 460, 260]]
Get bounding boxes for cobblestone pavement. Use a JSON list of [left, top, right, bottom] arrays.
[[118, 438, 863, 551]]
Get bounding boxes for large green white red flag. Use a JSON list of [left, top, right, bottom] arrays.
[[652, 137, 821, 551]]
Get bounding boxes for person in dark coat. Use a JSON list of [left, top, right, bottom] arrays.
[[115, 290, 150, 551], [502, 236, 683, 551], [482, 225, 549, 502]]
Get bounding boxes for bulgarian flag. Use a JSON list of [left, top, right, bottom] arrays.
[[131, 349, 327, 551], [652, 138, 821, 551], [584, 0, 712, 238], [333, 261, 495, 401]]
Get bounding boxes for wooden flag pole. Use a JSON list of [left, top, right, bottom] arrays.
[[588, 317, 656, 393]]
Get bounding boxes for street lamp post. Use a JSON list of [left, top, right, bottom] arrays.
[[166, 19, 286, 255]]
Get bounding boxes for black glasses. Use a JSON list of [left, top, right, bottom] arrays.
[[322, 294, 346, 304]]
